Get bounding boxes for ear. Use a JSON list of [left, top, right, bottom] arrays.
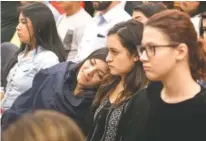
[[175, 43, 188, 61], [133, 55, 139, 62]]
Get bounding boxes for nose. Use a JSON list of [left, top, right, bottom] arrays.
[[139, 50, 149, 62], [106, 52, 112, 63], [16, 23, 21, 31]]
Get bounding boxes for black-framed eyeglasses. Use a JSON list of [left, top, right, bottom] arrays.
[[137, 44, 179, 57]]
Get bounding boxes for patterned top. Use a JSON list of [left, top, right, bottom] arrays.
[[91, 97, 125, 141]]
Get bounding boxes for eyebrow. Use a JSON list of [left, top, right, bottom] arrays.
[[143, 41, 157, 46], [94, 59, 106, 76], [134, 16, 142, 18], [108, 47, 119, 51], [19, 18, 27, 22]]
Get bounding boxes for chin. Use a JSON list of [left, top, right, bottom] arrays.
[[109, 70, 119, 75], [146, 73, 161, 81]]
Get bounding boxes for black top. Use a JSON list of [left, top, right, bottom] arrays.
[[144, 86, 206, 141]]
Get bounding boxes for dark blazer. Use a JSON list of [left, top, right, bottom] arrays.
[[1, 62, 97, 134]]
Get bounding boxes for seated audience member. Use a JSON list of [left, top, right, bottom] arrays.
[[1, 2, 66, 111], [2, 110, 85, 141], [56, 1, 91, 60], [137, 10, 206, 141], [87, 20, 148, 141], [132, 2, 166, 24], [2, 48, 109, 135], [72, 1, 131, 63]]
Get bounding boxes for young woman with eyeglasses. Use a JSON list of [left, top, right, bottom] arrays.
[[137, 10, 206, 141]]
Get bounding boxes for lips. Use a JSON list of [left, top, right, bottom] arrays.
[[108, 65, 113, 68], [143, 65, 150, 71]]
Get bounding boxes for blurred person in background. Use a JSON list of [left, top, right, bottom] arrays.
[[180, 1, 206, 36], [2, 110, 85, 141], [56, 1, 91, 60], [132, 2, 166, 24], [72, 1, 131, 63]]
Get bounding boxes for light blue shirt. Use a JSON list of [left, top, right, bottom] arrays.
[[1, 46, 59, 110], [71, 4, 131, 63]]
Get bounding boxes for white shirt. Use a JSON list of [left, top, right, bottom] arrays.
[[191, 14, 201, 36], [71, 4, 131, 63], [57, 8, 91, 60], [1, 46, 59, 110]]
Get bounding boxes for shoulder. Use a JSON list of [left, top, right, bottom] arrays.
[[37, 50, 59, 60], [39, 61, 77, 76], [34, 50, 59, 69]]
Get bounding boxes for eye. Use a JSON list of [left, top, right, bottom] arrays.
[[110, 50, 118, 55], [20, 19, 27, 24], [147, 45, 155, 52], [90, 59, 95, 66]]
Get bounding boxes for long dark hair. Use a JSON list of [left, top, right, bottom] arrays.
[[76, 48, 109, 71], [93, 20, 148, 107], [2, 2, 66, 87]]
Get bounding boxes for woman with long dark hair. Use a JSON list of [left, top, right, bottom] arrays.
[[87, 19, 148, 141], [2, 48, 109, 135], [1, 2, 66, 110]]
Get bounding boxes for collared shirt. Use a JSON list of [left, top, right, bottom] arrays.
[[71, 4, 131, 63], [1, 46, 59, 110]]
